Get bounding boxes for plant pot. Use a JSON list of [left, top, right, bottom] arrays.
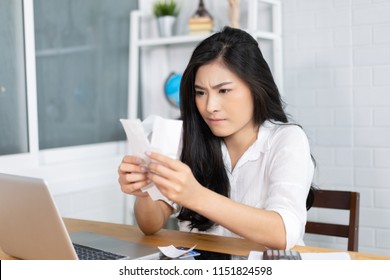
[[157, 16, 176, 37]]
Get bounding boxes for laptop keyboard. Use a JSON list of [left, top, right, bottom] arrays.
[[73, 243, 128, 260]]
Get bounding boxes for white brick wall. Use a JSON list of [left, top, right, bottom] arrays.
[[283, 0, 390, 255]]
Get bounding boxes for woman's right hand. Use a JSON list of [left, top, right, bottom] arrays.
[[118, 155, 150, 197]]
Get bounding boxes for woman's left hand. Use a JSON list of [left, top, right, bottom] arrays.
[[144, 151, 202, 207]]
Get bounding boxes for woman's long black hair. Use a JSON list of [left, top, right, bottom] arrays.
[[178, 26, 312, 231]]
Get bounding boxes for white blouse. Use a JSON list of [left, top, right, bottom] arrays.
[[176, 120, 314, 249]]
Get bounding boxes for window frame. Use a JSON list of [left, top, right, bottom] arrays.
[[0, 0, 127, 176]]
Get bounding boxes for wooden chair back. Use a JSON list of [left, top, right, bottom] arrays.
[[305, 189, 360, 251]]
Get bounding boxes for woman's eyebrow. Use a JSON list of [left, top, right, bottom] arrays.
[[194, 81, 233, 90], [194, 84, 206, 90]]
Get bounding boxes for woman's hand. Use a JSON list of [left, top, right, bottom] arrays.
[[118, 155, 150, 197], [145, 151, 202, 207], [119, 154, 175, 235]]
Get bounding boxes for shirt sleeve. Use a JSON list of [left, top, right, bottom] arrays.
[[264, 125, 314, 249]]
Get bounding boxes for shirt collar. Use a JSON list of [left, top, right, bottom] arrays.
[[221, 120, 276, 172]]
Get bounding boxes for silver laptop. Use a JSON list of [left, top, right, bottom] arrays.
[[0, 173, 160, 260]]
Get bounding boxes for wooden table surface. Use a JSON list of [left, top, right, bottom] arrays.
[[1, 218, 389, 260]]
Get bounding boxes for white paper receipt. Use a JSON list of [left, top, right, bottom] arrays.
[[158, 245, 197, 259], [120, 115, 183, 201]]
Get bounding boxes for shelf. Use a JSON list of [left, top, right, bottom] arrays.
[[253, 30, 278, 40], [137, 33, 211, 47], [137, 30, 277, 48]]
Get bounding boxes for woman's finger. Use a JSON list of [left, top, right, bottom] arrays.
[[122, 155, 145, 164], [119, 177, 151, 194], [118, 162, 147, 174], [146, 161, 177, 179], [145, 151, 180, 170], [124, 172, 148, 183]]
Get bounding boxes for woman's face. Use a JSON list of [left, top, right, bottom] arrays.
[[194, 60, 256, 140]]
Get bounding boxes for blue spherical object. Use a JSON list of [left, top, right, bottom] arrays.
[[164, 73, 182, 108]]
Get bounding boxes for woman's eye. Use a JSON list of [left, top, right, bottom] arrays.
[[219, 88, 231, 94], [195, 90, 205, 96]]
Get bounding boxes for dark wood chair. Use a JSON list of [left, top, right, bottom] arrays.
[[305, 189, 360, 251]]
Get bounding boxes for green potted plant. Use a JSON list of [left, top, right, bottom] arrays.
[[153, 0, 180, 37], [153, 0, 179, 17]]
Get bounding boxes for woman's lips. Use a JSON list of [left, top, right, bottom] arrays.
[[208, 118, 225, 123]]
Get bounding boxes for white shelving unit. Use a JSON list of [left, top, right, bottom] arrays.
[[127, 0, 282, 119]]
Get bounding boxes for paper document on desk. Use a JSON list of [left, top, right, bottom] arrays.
[[120, 115, 183, 201], [158, 245, 197, 259], [248, 251, 351, 260]]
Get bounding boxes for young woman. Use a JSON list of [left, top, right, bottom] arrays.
[[118, 27, 314, 250]]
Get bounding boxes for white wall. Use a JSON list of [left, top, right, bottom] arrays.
[[283, 0, 390, 256]]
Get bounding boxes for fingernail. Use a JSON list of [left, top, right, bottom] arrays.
[[145, 151, 152, 157], [135, 158, 143, 164], [140, 166, 149, 172]]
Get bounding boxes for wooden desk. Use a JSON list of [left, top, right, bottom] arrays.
[[1, 218, 389, 260]]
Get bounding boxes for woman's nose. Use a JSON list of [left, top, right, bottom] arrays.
[[206, 93, 220, 113]]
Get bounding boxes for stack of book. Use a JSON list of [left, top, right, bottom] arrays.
[[188, 16, 213, 34]]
